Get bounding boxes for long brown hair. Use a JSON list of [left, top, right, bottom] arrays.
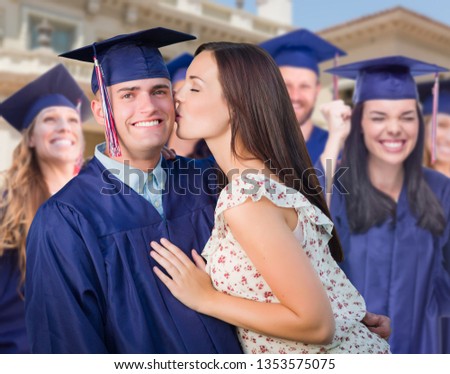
[[0, 122, 51, 283], [341, 103, 445, 235], [195, 42, 343, 262]]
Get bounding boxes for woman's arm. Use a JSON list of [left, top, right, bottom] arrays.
[[151, 197, 335, 345]]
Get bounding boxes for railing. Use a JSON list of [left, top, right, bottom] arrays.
[[158, 0, 291, 36]]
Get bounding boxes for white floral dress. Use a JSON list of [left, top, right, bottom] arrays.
[[203, 174, 390, 354]]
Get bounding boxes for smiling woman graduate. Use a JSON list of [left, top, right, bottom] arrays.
[[318, 56, 450, 353], [0, 64, 90, 353]]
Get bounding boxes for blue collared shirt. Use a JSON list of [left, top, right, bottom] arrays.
[[94, 143, 166, 217]]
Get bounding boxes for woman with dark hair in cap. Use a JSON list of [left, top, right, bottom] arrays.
[[318, 56, 450, 353], [150, 41, 390, 353], [422, 90, 450, 177], [0, 64, 90, 353]]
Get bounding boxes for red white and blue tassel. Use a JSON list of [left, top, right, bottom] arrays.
[[93, 44, 121, 157]]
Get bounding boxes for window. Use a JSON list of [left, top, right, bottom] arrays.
[[23, 5, 81, 54], [29, 15, 76, 53]]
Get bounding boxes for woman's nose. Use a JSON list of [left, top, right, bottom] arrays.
[[56, 118, 71, 132], [386, 119, 402, 135]]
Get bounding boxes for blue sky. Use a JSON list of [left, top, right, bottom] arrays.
[[212, 0, 450, 31]]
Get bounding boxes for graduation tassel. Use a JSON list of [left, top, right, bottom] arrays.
[[431, 72, 439, 164], [333, 53, 339, 100], [93, 45, 121, 158], [76, 98, 82, 114]]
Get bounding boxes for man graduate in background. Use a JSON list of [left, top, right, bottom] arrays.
[[260, 29, 346, 164]]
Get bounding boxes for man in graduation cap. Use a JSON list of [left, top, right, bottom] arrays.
[[260, 29, 346, 164], [25, 28, 242, 353]]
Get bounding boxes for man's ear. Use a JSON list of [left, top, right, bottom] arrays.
[[91, 98, 105, 126]]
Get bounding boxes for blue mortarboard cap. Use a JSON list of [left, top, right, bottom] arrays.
[[326, 55, 448, 104], [0, 64, 90, 132], [167, 52, 193, 85], [59, 27, 195, 158], [260, 29, 346, 75], [60, 27, 196, 93], [422, 90, 450, 115]]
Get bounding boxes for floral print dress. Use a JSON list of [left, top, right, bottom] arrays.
[[203, 174, 390, 354]]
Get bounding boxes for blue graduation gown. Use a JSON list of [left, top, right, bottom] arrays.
[[306, 126, 328, 164], [0, 250, 29, 353], [25, 156, 242, 354], [317, 163, 450, 353]]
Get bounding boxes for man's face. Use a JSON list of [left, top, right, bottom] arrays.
[[93, 77, 175, 163], [279, 66, 320, 127]]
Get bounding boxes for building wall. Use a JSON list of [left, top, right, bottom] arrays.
[[1, 2, 450, 169], [0, 0, 291, 171]]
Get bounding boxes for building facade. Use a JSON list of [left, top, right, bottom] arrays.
[[318, 7, 450, 105], [0, 0, 292, 170], [1, 2, 450, 171]]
